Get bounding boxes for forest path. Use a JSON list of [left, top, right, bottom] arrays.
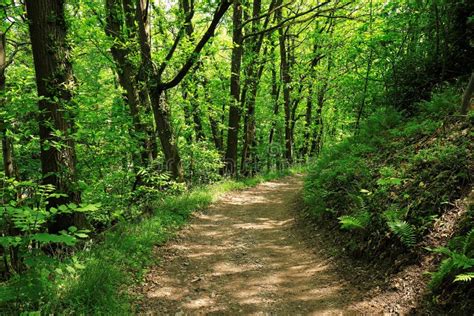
[[135, 175, 366, 314]]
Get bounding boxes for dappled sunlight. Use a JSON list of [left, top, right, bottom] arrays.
[[139, 176, 366, 314], [148, 286, 187, 300]]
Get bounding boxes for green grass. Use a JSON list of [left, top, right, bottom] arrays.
[[18, 168, 299, 314]]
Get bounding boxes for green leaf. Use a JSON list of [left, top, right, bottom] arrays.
[[454, 272, 474, 282], [74, 233, 89, 238]]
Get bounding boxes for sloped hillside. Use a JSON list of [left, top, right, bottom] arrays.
[[304, 87, 473, 313]]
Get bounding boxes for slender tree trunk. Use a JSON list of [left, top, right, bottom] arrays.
[[355, 48, 373, 131], [224, 0, 243, 176], [268, 44, 280, 147], [461, 72, 474, 115], [310, 82, 327, 156], [182, 81, 205, 141], [180, 0, 204, 143], [0, 32, 17, 180], [355, 0, 373, 131], [279, 25, 292, 163], [301, 84, 313, 159], [150, 88, 184, 181], [202, 78, 223, 152], [25, 0, 86, 232]]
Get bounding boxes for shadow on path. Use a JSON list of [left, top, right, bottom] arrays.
[[136, 176, 368, 315]]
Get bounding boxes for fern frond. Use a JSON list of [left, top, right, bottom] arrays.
[[429, 258, 455, 290], [450, 253, 474, 269], [430, 246, 452, 256], [387, 219, 416, 247], [454, 272, 474, 282], [463, 228, 474, 255], [338, 211, 370, 230], [338, 215, 365, 230]]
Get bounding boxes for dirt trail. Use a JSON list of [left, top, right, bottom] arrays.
[[136, 175, 366, 314]]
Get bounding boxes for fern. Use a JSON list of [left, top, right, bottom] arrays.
[[429, 230, 474, 289], [338, 211, 370, 230], [454, 272, 474, 282], [387, 219, 416, 247], [430, 258, 455, 289], [462, 228, 474, 255]]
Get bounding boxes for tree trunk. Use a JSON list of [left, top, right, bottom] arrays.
[[25, 0, 85, 232], [105, 0, 150, 166], [279, 25, 292, 164], [150, 89, 184, 181], [0, 32, 17, 180], [301, 84, 313, 159], [202, 78, 223, 152], [135, 0, 184, 181], [355, 0, 373, 131], [224, 0, 243, 176], [268, 44, 280, 147], [461, 72, 474, 115], [182, 80, 205, 142], [310, 83, 327, 156], [240, 0, 277, 176], [240, 0, 262, 176]]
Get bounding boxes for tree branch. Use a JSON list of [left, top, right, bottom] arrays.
[[159, 0, 232, 91], [157, 0, 195, 78]]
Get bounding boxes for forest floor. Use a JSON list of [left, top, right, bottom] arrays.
[[132, 175, 427, 314]]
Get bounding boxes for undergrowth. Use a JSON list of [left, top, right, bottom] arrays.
[[304, 86, 473, 312], [0, 168, 299, 314]]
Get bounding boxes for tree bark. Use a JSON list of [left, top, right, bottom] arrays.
[[105, 0, 150, 166], [240, 0, 277, 176], [202, 78, 223, 152], [301, 84, 313, 159], [135, 0, 184, 181], [279, 24, 292, 164], [25, 0, 85, 232], [0, 32, 17, 180], [135, 0, 231, 181], [224, 0, 244, 176], [461, 72, 474, 115], [268, 44, 280, 147]]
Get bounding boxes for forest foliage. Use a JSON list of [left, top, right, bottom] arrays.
[[0, 0, 472, 313]]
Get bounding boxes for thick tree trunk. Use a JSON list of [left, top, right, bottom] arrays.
[[25, 0, 85, 232], [105, 0, 150, 166], [240, 0, 278, 176], [240, 0, 262, 176], [224, 0, 243, 176], [136, 0, 184, 181], [135, 0, 231, 180]]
